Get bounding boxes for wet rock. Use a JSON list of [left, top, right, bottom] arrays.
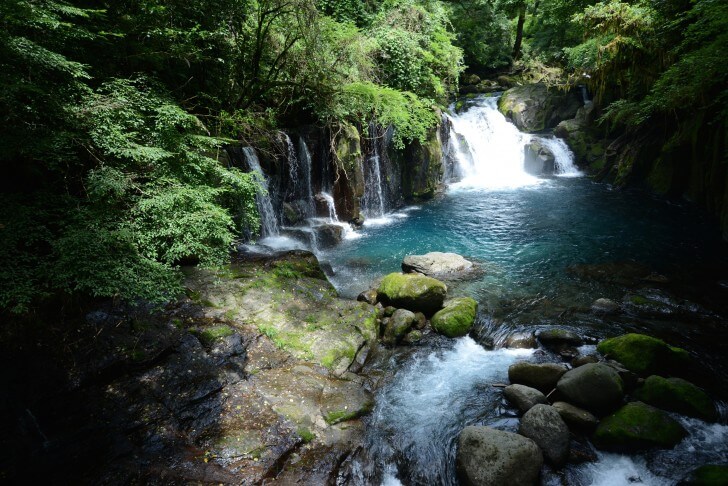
[[403, 329, 423, 345], [497, 83, 582, 133], [383, 306, 397, 317], [566, 261, 652, 286], [504, 332, 537, 349], [679, 465, 728, 485], [596, 333, 690, 376], [357, 288, 378, 305], [572, 354, 599, 367], [412, 312, 427, 330], [538, 328, 583, 348], [431, 297, 478, 338], [402, 251, 477, 280], [634, 375, 717, 422], [591, 298, 620, 315], [377, 273, 447, 315], [508, 361, 569, 393], [593, 401, 687, 452], [457, 426, 543, 486], [556, 363, 624, 415], [552, 401, 598, 431], [519, 404, 570, 467], [504, 384, 548, 413], [313, 224, 344, 248], [524, 140, 556, 176], [383, 309, 416, 345]]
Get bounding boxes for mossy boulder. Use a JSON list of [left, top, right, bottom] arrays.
[[593, 401, 688, 452], [377, 273, 447, 315], [680, 465, 728, 485], [597, 333, 690, 376], [635, 375, 717, 421], [431, 297, 478, 338], [498, 83, 581, 133], [382, 309, 416, 345], [556, 363, 624, 415]]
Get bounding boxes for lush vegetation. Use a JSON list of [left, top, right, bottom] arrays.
[[2, 0, 726, 312]]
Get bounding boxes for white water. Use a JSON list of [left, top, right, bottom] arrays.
[[540, 135, 583, 177], [320, 191, 339, 223], [296, 137, 316, 217], [362, 124, 388, 217], [242, 147, 279, 237]]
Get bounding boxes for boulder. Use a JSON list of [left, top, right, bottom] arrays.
[[382, 309, 416, 345], [504, 332, 537, 349], [402, 251, 477, 280], [593, 401, 688, 452], [591, 298, 620, 315], [519, 404, 570, 467], [313, 224, 344, 248], [552, 401, 598, 431], [457, 426, 543, 486], [497, 83, 582, 133], [377, 273, 447, 315], [357, 288, 378, 305], [503, 384, 548, 413], [524, 141, 556, 176], [634, 375, 717, 422], [431, 297, 478, 338], [596, 333, 690, 376], [537, 328, 583, 348], [572, 354, 599, 367], [412, 312, 427, 330], [556, 363, 624, 415], [679, 465, 728, 485], [508, 361, 569, 393], [402, 329, 423, 345]]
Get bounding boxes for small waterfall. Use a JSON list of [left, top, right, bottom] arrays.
[[538, 136, 582, 177], [320, 192, 339, 223], [296, 137, 316, 217], [447, 97, 539, 189], [362, 123, 387, 217], [242, 147, 279, 237]]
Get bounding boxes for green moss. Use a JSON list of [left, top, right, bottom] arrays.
[[297, 427, 315, 444], [431, 297, 477, 338], [198, 324, 235, 343], [377, 272, 447, 315], [596, 333, 690, 376], [683, 465, 728, 485], [630, 295, 650, 305], [593, 401, 688, 452], [321, 344, 357, 369], [635, 375, 717, 421]]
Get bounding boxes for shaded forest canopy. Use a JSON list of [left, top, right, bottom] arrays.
[[1, 0, 726, 313]]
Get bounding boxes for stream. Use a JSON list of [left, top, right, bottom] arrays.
[[315, 96, 728, 485]]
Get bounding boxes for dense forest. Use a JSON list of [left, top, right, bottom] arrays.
[[1, 0, 726, 312]]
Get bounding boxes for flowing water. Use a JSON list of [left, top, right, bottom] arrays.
[[317, 95, 728, 485], [242, 147, 280, 237]]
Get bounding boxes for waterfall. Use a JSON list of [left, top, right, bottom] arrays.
[[447, 96, 581, 187], [297, 137, 316, 218], [320, 192, 339, 223], [447, 96, 539, 189], [242, 147, 279, 237], [362, 123, 387, 217], [538, 136, 583, 177]]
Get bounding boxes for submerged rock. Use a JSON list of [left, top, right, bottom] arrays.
[[634, 375, 717, 422], [508, 361, 569, 393], [431, 297, 478, 338], [537, 328, 583, 348], [593, 401, 688, 452], [596, 333, 690, 376], [504, 332, 537, 349], [377, 273, 447, 315], [552, 401, 598, 431], [591, 298, 620, 315], [504, 384, 548, 413], [402, 251, 477, 280], [556, 363, 624, 415], [457, 426, 543, 486], [679, 465, 728, 485], [519, 404, 570, 467]]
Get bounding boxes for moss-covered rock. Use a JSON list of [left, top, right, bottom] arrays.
[[431, 297, 477, 338], [635, 375, 717, 421], [377, 273, 447, 315], [596, 333, 690, 376], [382, 308, 416, 345], [498, 83, 581, 133], [556, 363, 624, 415], [680, 465, 728, 485], [593, 401, 688, 452]]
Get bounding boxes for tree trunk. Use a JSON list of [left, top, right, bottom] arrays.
[[512, 5, 526, 60]]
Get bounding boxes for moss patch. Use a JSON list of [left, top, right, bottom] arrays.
[[197, 325, 235, 344], [377, 272, 447, 315], [593, 401, 687, 452], [682, 465, 728, 485], [431, 297, 477, 338], [596, 333, 690, 376], [635, 375, 717, 421]]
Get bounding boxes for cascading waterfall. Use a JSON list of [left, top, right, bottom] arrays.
[[362, 123, 387, 218], [320, 192, 339, 223], [296, 137, 316, 217], [242, 147, 279, 237], [446, 96, 580, 188]]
